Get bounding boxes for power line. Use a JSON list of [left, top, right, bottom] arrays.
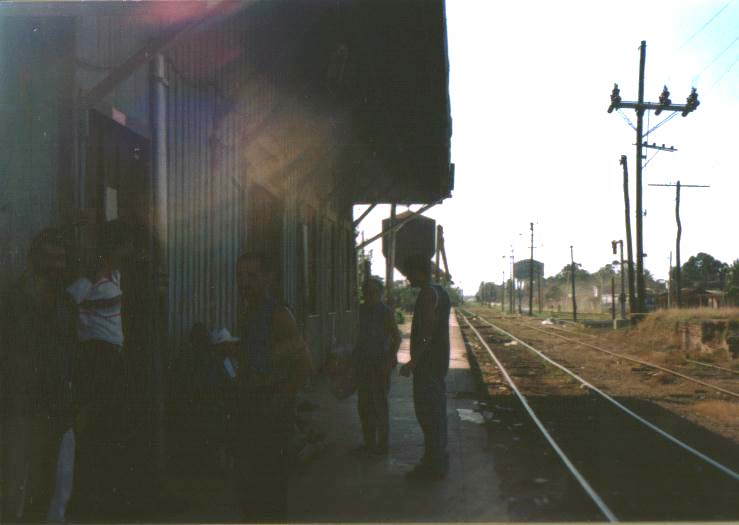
[[696, 35, 739, 79], [617, 108, 637, 130], [675, 0, 736, 54], [644, 112, 679, 139], [710, 53, 739, 88]]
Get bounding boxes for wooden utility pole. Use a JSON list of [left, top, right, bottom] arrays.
[[538, 272, 543, 313], [386, 204, 396, 311], [608, 41, 700, 312], [648, 181, 709, 308], [529, 222, 534, 316], [435, 224, 442, 283], [612, 239, 626, 319], [509, 250, 515, 314], [611, 267, 617, 327], [570, 245, 578, 322], [501, 270, 505, 313], [668, 251, 672, 309], [620, 156, 637, 315]]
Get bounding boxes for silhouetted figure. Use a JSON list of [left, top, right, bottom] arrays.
[[66, 220, 134, 520], [399, 254, 451, 480], [353, 277, 400, 455], [233, 252, 311, 522], [1, 228, 77, 522]]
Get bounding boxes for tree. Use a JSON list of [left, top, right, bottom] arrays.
[[475, 281, 498, 303], [726, 259, 739, 302], [545, 285, 563, 302], [680, 252, 729, 291]]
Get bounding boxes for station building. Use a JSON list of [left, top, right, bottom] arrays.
[[0, 0, 452, 366]]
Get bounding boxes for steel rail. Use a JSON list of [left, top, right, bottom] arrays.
[[459, 314, 619, 522], [462, 311, 739, 482], [685, 358, 739, 375], [544, 325, 739, 377], [497, 317, 739, 400]]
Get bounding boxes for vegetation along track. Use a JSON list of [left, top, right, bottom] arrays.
[[467, 306, 739, 445], [458, 309, 739, 522]]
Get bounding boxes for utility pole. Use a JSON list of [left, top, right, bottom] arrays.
[[386, 204, 396, 311], [648, 181, 709, 308], [529, 222, 534, 316], [668, 251, 672, 309], [612, 239, 626, 319], [435, 224, 442, 283], [501, 270, 505, 313], [611, 264, 617, 328], [509, 249, 515, 314], [570, 245, 578, 322], [538, 271, 543, 314], [620, 156, 636, 315], [608, 41, 700, 312]]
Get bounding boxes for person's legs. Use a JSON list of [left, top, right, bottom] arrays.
[[234, 414, 289, 522], [425, 373, 448, 474], [70, 342, 128, 520], [357, 374, 376, 449], [370, 366, 391, 452], [2, 415, 32, 520], [411, 370, 448, 476]]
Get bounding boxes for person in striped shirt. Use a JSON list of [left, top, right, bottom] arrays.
[[66, 220, 133, 520]]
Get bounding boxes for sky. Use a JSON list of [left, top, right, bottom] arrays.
[[354, 0, 739, 296]]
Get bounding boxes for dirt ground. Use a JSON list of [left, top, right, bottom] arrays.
[[462, 306, 739, 445]]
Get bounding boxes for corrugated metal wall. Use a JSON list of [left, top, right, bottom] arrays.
[[0, 17, 74, 289], [75, 13, 154, 126], [164, 16, 247, 343]]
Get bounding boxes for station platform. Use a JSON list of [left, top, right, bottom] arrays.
[[162, 311, 512, 522], [286, 311, 510, 522]]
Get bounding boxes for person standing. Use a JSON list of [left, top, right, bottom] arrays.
[[0, 228, 77, 522], [353, 277, 401, 455], [233, 252, 311, 522], [399, 253, 451, 480], [66, 220, 133, 520]]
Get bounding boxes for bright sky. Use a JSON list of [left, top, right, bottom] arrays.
[[355, 0, 739, 295]]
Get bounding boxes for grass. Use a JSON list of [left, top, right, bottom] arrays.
[[645, 307, 739, 322]]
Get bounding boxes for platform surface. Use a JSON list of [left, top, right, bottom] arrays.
[[287, 311, 510, 522]]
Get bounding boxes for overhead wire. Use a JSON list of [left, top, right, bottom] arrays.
[[674, 0, 736, 54], [695, 35, 739, 80], [617, 108, 637, 130], [710, 53, 739, 89]]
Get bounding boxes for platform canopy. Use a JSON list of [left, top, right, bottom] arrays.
[[1, 0, 452, 206]]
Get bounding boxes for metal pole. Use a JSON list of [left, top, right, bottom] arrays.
[[529, 222, 534, 316], [151, 52, 168, 477], [635, 40, 647, 314], [571, 245, 577, 322]]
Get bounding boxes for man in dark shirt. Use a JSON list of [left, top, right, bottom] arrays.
[[1, 228, 77, 521], [353, 277, 401, 455], [399, 253, 451, 480], [233, 252, 311, 522]]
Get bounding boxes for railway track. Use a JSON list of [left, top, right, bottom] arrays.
[[458, 309, 739, 522], [486, 314, 739, 400]]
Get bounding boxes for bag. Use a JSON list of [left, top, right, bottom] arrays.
[[325, 347, 357, 400]]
